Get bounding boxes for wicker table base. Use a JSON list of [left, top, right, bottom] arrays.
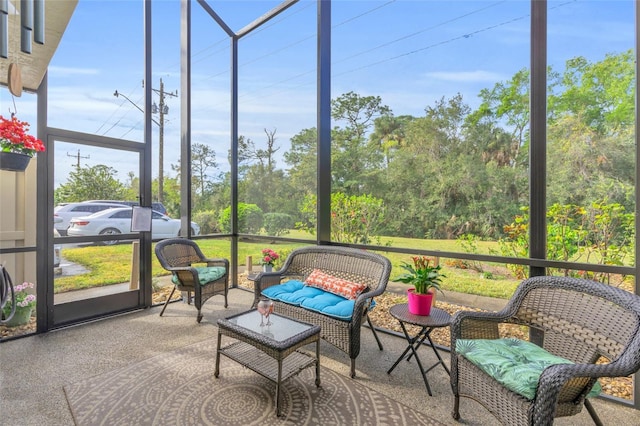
[[215, 309, 321, 417]]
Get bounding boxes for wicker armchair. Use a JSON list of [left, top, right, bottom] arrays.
[[155, 238, 229, 322], [451, 276, 640, 426], [252, 245, 392, 378]]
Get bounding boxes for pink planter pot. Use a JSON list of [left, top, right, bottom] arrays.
[[407, 288, 434, 316]]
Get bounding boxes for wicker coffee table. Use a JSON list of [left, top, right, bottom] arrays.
[[386, 304, 451, 396], [215, 309, 321, 417]]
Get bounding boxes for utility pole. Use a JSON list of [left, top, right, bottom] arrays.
[[67, 149, 89, 169], [114, 78, 176, 204], [152, 78, 177, 204]]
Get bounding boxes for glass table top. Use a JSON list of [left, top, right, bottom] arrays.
[[224, 310, 316, 342]]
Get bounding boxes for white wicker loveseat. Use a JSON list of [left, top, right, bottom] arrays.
[[252, 245, 392, 378]]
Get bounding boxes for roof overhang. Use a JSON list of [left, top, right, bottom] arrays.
[[1, 0, 77, 94]]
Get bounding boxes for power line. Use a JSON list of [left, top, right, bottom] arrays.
[[95, 83, 141, 134], [332, 1, 506, 66], [113, 79, 177, 204], [197, 1, 520, 113], [101, 88, 146, 137], [335, 10, 530, 78], [105, 1, 577, 141], [218, 1, 569, 108]]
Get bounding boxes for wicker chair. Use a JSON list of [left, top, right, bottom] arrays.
[[451, 276, 640, 426], [155, 238, 229, 322], [252, 245, 392, 378]]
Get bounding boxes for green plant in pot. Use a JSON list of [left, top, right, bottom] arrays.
[[396, 256, 445, 315], [1, 281, 36, 326]]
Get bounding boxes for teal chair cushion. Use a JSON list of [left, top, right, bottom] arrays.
[[171, 266, 226, 286], [456, 338, 601, 400]]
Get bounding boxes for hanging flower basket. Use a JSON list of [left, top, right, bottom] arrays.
[[0, 151, 32, 171], [0, 115, 45, 172]]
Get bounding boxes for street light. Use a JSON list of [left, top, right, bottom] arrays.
[[114, 79, 176, 203], [113, 90, 159, 126]]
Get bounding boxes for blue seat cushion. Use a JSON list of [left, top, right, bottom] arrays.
[[456, 338, 601, 400], [262, 280, 360, 321], [171, 266, 226, 286]]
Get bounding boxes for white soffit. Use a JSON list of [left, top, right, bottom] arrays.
[[1, 0, 77, 93]]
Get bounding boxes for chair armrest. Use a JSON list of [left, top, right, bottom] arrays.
[[352, 283, 387, 323], [533, 362, 616, 423], [450, 309, 511, 343], [204, 258, 229, 269], [165, 265, 196, 274], [169, 266, 200, 288], [252, 271, 285, 307], [539, 353, 637, 394]]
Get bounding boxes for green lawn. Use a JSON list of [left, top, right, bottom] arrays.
[[55, 234, 520, 299]]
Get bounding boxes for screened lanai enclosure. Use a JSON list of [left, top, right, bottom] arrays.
[[0, 0, 639, 411]]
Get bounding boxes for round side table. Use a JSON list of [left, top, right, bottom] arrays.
[[386, 303, 451, 396]]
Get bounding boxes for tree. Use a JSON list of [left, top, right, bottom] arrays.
[[473, 69, 530, 167], [332, 91, 391, 141], [191, 142, 219, 198], [549, 50, 635, 133], [55, 164, 127, 204], [369, 114, 414, 168], [284, 127, 317, 198], [236, 129, 280, 173], [331, 92, 390, 195]]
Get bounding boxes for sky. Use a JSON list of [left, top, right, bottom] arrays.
[[0, 0, 635, 190]]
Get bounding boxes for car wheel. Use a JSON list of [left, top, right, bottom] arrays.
[[178, 227, 197, 236], [99, 228, 121, 245]]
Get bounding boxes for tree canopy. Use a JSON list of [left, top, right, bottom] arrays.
[[55, 50, 635, 248]]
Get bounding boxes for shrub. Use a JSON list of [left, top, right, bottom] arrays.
[[192, 210, 220, 234], [264, 213, 293, 236], [297, 192, 386, 244], [274, 248, 292, 269], [218, 203, 264, 234]]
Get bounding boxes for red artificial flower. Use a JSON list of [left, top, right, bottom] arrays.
[[0, 115, 46, 157], [260, 248, 280, 266]]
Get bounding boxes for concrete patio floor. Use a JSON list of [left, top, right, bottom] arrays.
[[1, 287, 638, 425]]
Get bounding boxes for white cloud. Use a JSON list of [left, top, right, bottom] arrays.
[[47, 66, 100, 76]]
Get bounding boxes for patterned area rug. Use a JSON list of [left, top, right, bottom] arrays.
[[64, 338, 442, 425]]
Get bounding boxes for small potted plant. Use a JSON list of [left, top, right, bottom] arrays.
[[260, 248, 280, 273], [0, 115, 46, 171], [395, 256, 445, 316], [1, 281, 36, 327]]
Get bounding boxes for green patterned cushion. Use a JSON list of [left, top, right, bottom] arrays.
[[456, 338, 601, 400], [171, 266, 226, 286]]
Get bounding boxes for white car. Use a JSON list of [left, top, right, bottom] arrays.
[[54, 202, 126, 235], [67, 207, 200, 245]]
